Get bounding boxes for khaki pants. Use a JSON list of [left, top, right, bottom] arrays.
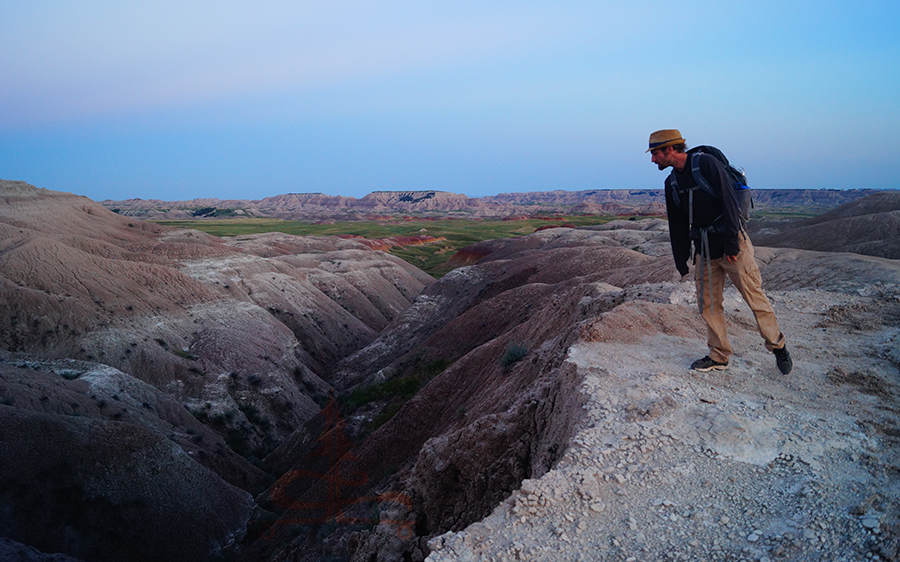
[[694, 234, 786, 363]]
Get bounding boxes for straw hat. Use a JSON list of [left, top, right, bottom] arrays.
[[646, 129, 685, 153]]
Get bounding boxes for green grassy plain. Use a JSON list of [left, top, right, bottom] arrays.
[[154, 215, 633, 277]]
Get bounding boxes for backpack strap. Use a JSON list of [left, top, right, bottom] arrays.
[[671, 154, 722, 314], [689, 153, 720, 201]]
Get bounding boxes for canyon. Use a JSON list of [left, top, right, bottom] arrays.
[[1, 179, 898, 561]]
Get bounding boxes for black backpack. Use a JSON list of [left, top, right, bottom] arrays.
[[668, 145, 753, 225]]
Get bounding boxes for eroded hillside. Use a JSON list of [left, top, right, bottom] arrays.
[[2, 181, 898, 562], [243, 216, 900, 562], [750, 190, 900, 259], [0, 180, 433, 562]]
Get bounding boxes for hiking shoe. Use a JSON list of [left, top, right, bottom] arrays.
[[690, 356, 729, 372], [774, 346, 793, 375]]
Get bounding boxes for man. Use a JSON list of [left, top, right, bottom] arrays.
[[648, 129, 792, 374]]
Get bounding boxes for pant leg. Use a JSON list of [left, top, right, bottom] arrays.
[[695, 251, 731, 362], [722, 235, 787, 351]]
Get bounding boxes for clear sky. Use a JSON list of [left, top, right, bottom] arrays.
[[1, 1, 898, 201]]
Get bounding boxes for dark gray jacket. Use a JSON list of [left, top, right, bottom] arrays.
[[665, 153, 743, 276]]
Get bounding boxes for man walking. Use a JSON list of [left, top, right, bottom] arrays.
[[648, 129, 792, 374]]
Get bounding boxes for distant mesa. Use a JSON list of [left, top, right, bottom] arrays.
[[97, 187, 885, 222]]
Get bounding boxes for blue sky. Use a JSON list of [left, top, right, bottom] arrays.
[[1, 1, 898, 201]]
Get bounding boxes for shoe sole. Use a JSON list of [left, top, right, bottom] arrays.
[[692, 364, 729, 372]]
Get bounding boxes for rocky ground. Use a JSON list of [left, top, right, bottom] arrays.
[[425, 284, 900, 561]]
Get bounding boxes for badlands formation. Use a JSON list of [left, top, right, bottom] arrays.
[[100, 188, 881, 221], [1, 179, 899, 562]]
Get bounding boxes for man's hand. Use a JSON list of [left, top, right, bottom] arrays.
[[726, 253, 739, 262]]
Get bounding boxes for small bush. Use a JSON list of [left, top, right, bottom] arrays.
[[344, 377, 419, 411], [371, 403, 404, 430], [190, 409, 210, 423], [239, 404, 270, 429], [500, 343, 528, 367]]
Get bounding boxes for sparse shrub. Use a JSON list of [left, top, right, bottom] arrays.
[[174, 349, 197, 360], [500, 343, 528, 367], [191, 409, 210, 423], [1, 397, 14, 406], [371, 403, 403, 429], [225, 429, 250, 457], [344, 377, 419, 412], [239, 404, 269, 428], [59, 370, 81, 380]]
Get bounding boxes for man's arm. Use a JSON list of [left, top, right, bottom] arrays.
[[665, 178, 692, 276]]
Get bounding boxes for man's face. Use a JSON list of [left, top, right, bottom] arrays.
[[650, 146, 675, 170]]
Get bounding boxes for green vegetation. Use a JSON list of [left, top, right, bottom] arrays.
[[238, 403, 271, 429], [190, 408, 210, 423], [191, 207, 240, 217], [500, 343, 528, 367], [342, 358, 452, 430], [750, 211, 818, 220], [343, 376, 421, 412], [154, 214, 626, 277], [173, 349, 198, 360]]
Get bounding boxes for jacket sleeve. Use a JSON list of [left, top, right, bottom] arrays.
[[698, 155, 741, 256], [665, 177, 692, 276]]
